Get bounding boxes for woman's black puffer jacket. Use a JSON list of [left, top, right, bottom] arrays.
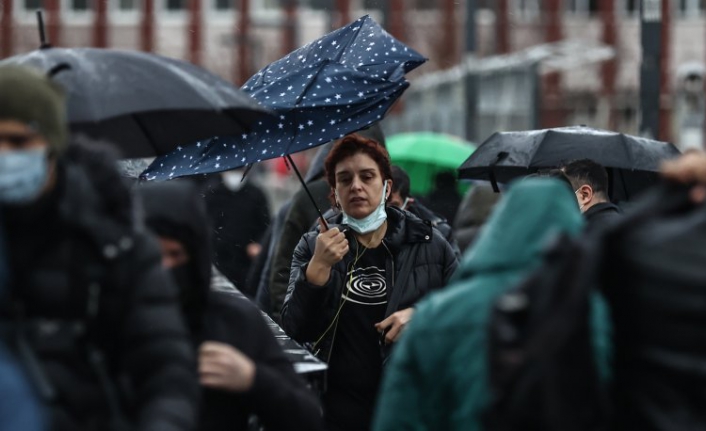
[[281, 206, 458, 361]]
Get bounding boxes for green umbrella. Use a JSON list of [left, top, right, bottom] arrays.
[[387, 132, 476, 196]]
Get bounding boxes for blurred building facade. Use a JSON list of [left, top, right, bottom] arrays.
[[1, 0, 705, 148]]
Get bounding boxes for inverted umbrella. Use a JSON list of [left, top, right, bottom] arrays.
[[141, 15, 426, 182], [0, 13, 270, 158], [387, 132, 475, 195], [457, 126, 681, 201]]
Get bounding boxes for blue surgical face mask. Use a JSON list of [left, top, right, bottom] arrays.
[[0, 148, 49, 205], [338, 181, 388, 234]]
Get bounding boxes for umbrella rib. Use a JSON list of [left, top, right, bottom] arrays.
[[332, 17, 367, 64]]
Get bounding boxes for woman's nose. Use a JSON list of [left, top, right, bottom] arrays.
[[351, 176, 363, 190]]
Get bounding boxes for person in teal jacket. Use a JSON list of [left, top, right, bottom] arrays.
[[372, 178, 601, 431]]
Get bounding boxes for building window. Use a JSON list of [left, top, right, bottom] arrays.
[[71, 0, 90, 11], [623, 0, 639, 15], [215, 0, 235, 10], [166, 0, 186, 10], [415, 0, 437, 8], [24, 0, 41, 10], [515, 0, 540, 19], [679, 0, 705, 17], [119, 0, 139, 10], [566, 0, 599, 15], [299, 0, 330, 10], [362, 0, 381, 9]]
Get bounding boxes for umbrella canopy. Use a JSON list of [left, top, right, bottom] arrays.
[[141, 15, 426, 181], [388, 132, 475, 195], [458, 126, 681, 201], [0, 47, 270, 158]]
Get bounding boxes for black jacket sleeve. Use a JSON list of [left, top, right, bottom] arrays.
[[119, 233, 199, 431], [205, 292, 324, 431], [281, 233, 343, 343]]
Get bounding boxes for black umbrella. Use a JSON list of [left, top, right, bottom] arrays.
[[0, 12, 270, 158], [458, 126, 681, 202]]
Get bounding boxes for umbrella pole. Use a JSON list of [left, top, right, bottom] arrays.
[[285, 155, 330, 230], [36, 11, 51, 49]]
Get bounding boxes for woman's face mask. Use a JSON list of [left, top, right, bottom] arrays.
[[337, 181, 389, 234], [0, 148, 49, 205]]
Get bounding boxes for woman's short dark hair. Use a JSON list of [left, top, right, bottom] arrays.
[[324, 133, 392, 189]]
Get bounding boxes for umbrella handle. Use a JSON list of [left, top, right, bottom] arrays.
[[489, 152, 509, 193], [285, 155, 330, 230]]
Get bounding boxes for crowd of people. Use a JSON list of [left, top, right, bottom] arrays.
[[1, 61, 706, 431]]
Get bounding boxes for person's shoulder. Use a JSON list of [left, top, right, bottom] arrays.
[[401, 282, 481, 346], [208, 289, 266, 326]]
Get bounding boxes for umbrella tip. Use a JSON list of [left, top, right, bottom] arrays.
[[36, 10, 52, 49]]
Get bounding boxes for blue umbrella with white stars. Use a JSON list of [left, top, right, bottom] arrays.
[[140, 15, 426, 183]]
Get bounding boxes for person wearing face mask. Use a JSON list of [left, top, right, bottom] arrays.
[[388, 165, 460, 257], [204, 167, 271, 296], [561, 159, 622, 232], [0, 65, 198, 430], [282, 134, 459, 431], [139, 180, 324, 431]]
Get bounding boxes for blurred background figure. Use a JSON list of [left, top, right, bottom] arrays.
[[561, 159, 622, 231], [389, 165, 460, 256], [205, 168, 271, 296], [452, 182, 501, 255], [139, 180, 324, 431], [422, 171, 462, 224]]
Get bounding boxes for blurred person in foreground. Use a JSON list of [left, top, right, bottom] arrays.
[[372, 178, 588, 431], [0, 218, 45, 431], [139, 181, 323, 431], [0, 65, 198, 430], [282, 134, 458, 431], [561, 159, 621, 231], [388, 165, 460, 257]]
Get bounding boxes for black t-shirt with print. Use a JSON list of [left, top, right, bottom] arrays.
[[324, 244, 388, 431]]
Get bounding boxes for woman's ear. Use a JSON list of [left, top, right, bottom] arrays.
[[386, 179, 393, 201]]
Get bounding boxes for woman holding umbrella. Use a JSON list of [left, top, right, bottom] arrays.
[[282, 134, 458, 431]]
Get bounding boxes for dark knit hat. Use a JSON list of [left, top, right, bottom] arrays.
[[0, 65, 67, 153]]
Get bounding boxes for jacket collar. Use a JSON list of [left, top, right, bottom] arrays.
[[329, 206, 433, 254], [584, 201, 621, 220]]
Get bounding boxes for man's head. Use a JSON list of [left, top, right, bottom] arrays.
[[560, 159, 610, 212], [389, 165, 412, 210], [0, 65, 68, 205]]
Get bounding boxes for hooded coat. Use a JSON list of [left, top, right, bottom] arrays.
[[371, 179, 589, 431], [139, 181, 324, 431], [0, 141, 198, 431]]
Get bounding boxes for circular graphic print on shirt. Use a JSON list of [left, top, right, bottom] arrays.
[[343, 266, 387, 306]]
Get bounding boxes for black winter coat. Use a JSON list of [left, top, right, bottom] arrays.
[[281, 206, 458, 361], [140, 181, 323, 431], [1, 142, 198, 431], [201, 289, 324, 431], [406, 200, 460, 257]]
